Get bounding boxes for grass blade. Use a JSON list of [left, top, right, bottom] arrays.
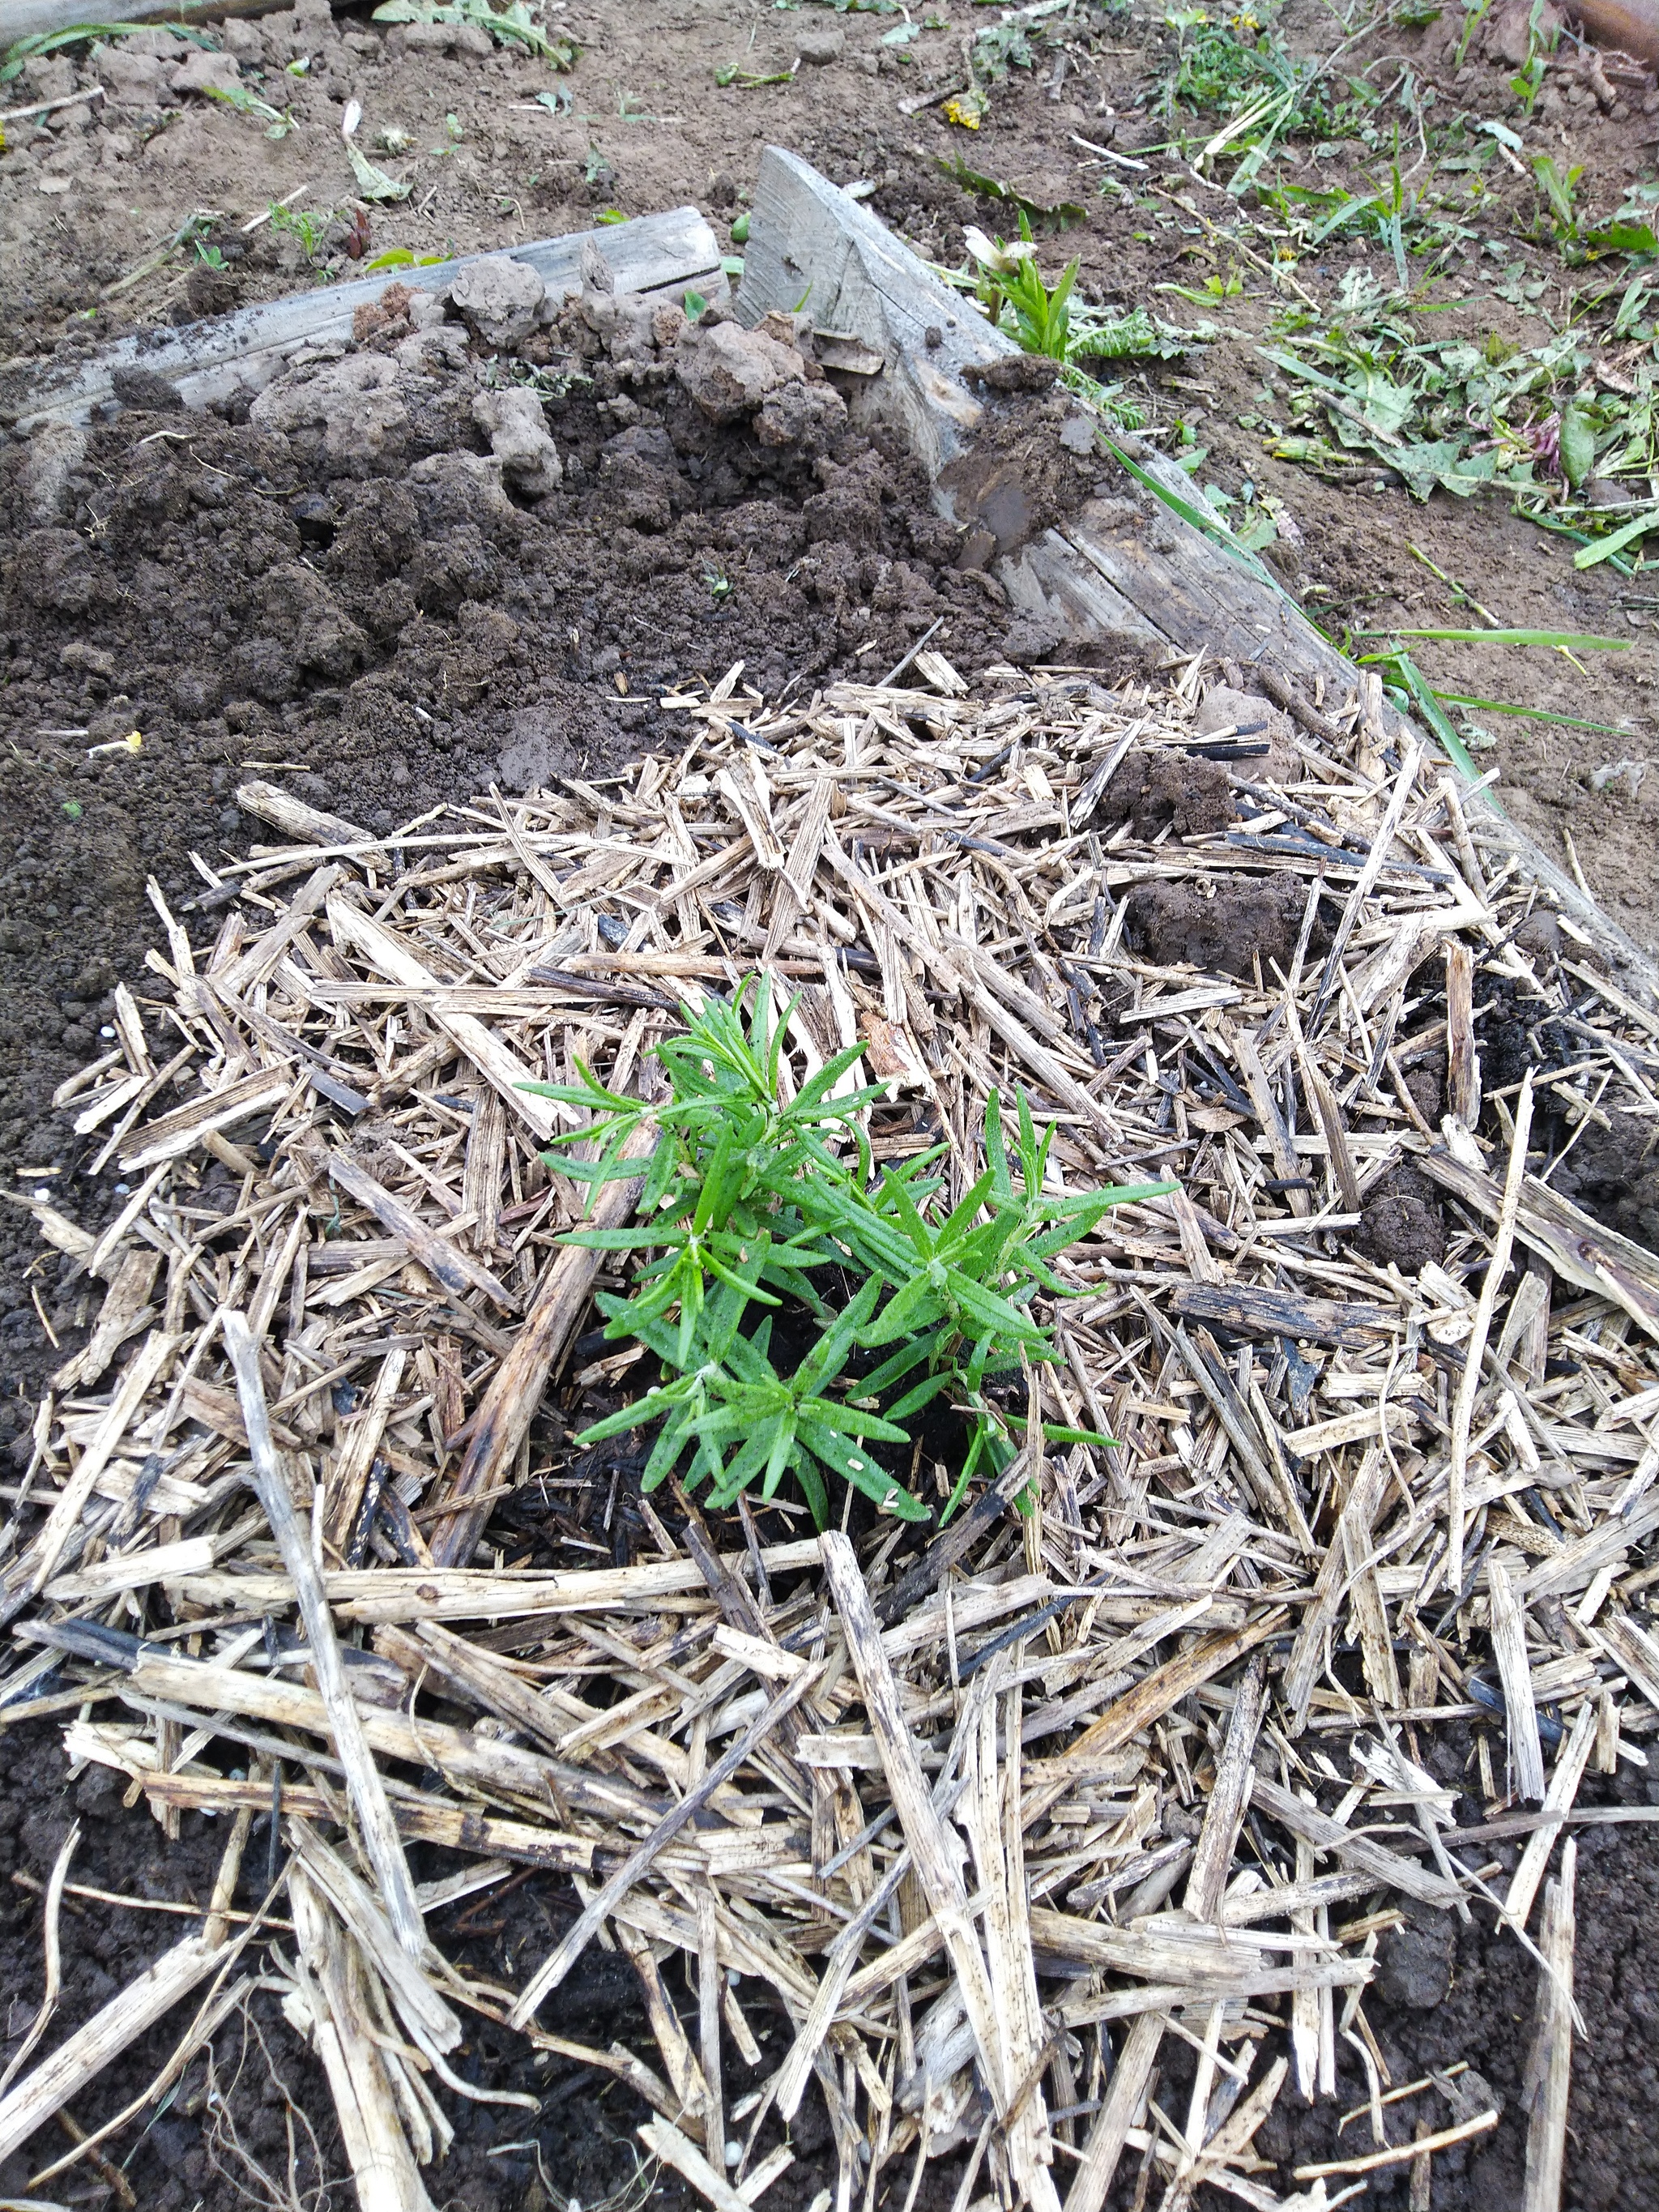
[[1356, 626, 1629, 651], [1393, 651, 1491, 792], [1100, 438, 1282, 588], [1428, 692, 1634, 736], [1572, 508, 1659, 570]]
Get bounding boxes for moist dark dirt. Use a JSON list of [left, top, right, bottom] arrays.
[[1550, 1108, 1659, 1253], [0, 1715, 906, 2212], [1125, 873, 1306, 980], [0, 270, 1021, 2210], [2, 337, 1657, 2212], [5, 0, 1659, 960], [1356, 1162, 1452, 1272], [0, 347, 1017, 1378], [1122, 750, 1235, 843], [6, 1701, 1659, 2210]]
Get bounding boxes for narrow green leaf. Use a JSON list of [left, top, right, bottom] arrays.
[[1356, 625, 1629, 650], [1573, 506, 1659, 570], [1427, 691, 1631, 735], [1393, 652, 1490, 792]]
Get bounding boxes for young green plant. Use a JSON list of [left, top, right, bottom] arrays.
[[527, 980, 1171, 1526], [955, 220, 1204, 429]]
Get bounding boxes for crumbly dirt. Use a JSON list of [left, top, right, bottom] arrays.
[[2, 0, 1657, 970], [1355, 1161, 1451, 1271], [7, 1703, 1659, 2212], [5, 0, 1659, 2203], [1122, 748, 1235, 841], [1550, 1106, 1659, 1249], [0, 1712, 928, 2212], [1126, 872, 1306, 979]]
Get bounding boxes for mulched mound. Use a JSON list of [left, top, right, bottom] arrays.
[[2, 650, 1658, 2210]]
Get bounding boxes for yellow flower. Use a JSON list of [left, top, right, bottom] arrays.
[[944, 93, 984, 128]]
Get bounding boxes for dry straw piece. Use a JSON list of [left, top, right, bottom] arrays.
[[5, 647, 1659, 2212]]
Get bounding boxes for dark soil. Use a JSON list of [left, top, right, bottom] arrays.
[[1552, 1108, 1659, 1253], [2, 339, 1654, 2212], [0, 261, 1021, 2212], [1122, 749, 1235, 843], [5, 1699, 1659, 2210], [0, 1717, 890, 2212], [1356, 1163, 1451, 1273], [0, 320, 1021, 1418], [1125, 872, 1306, 980], [1194, 1749, 1659, 2212]]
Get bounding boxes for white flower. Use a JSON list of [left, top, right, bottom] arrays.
[[963, 225, 1037, 275]]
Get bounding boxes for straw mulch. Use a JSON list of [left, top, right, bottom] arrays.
[[3, 647, 1659, 2212]]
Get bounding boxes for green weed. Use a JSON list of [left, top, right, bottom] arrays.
[[1355, 626, 1628, 784], [1531, 154, 1583, 244], [174, 210, 222, 260], [970, 18, 1038, 86], [955, 220, 1073, 354], [1260, 272, 1659, 553], [716, 62, 795, 86], [1252, 162, 1470, 292], [958, 221, 1205, 382], [1155, 2, 1376, 183], [1357, 623, 1629, 649], [1061, 372, 1149, 430], [512, 358, 592, 401], [343, 102, 412, 203], [1452, 0, 1490, 63], [947, 222, 1201, 429], [362, 246, 449, 271], [1161, 271, 1245, 304], [527, 980, 1166, 1526], [1523, 158, 1657, 263], [270, 203, 333, 264], [936, 154, 1085, 232], [370, 0, 578, 65], [1429, 690, 1635, 734], [1071, 304, 1214, 365], [1508, 0, 1559, 114], [2, 20, 214, 80], [945, 10, 1063, 126], [204, 81, 294, 138]]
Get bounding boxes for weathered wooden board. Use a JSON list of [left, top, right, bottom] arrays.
[[4, 0, 348, 36], [737, 144, 1659, 1006], [736, 144, 1010, 490], [5, 207, 725, 429]]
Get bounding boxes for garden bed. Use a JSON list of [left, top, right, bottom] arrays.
[[4, 636, 1659, 2210]]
